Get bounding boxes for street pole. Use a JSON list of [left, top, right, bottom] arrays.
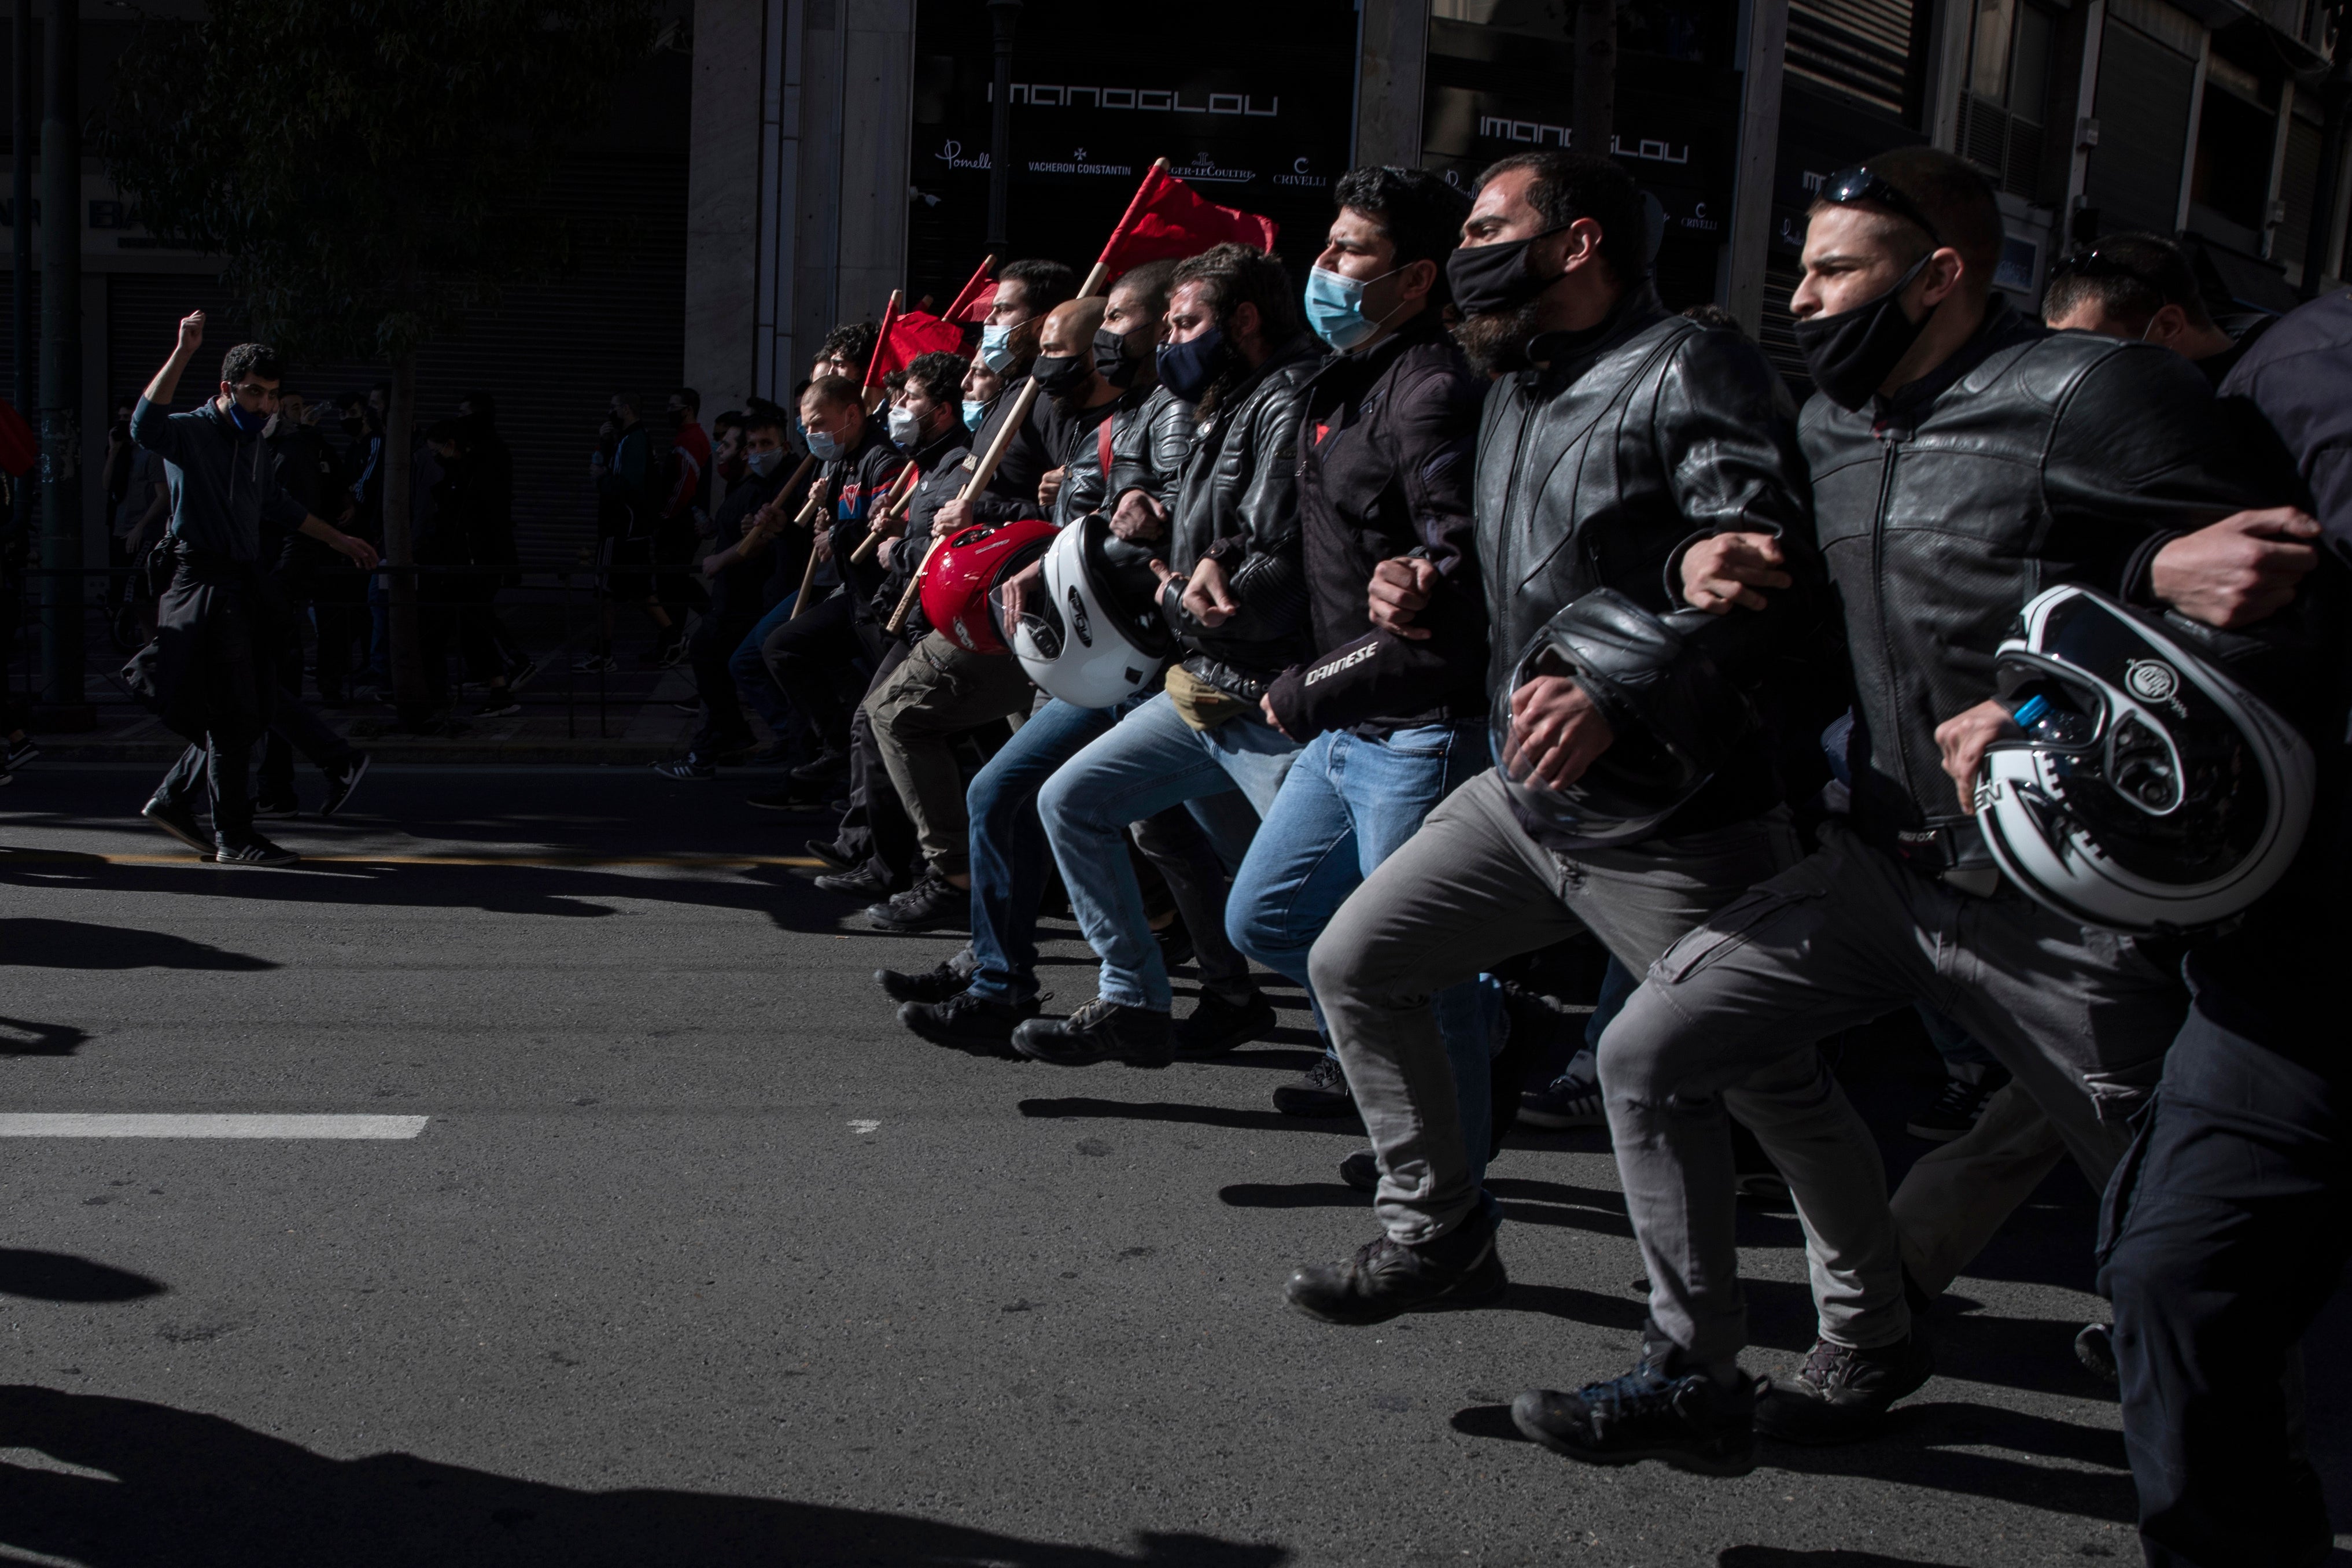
[[2300, 3, 2349, 297], [12, 0, 30, 423], [985, 0, 1020, 257], [37, 0, 80, 716]]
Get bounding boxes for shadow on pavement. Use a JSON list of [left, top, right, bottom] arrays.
[[0, 917, 279, 971], [0, 1385, 1289, 1568], [1717, 1549, 1974, 1567], [0, 1016, 93, 1056], [0, 1252, 167, 1303], [1020, 1097, 1360, 1135]]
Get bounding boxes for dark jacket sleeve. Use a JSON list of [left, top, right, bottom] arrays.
[[1162, 369, 1310, 651], [2044, 345, 2269, 599], [1109, 387, 1195, 510], [1265, 355, 1488, 737], [130, 399, 187, 463], [1642, 330, 1826, 702]]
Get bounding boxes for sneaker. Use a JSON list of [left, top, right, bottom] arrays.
[[790, 748, 850, 785], [643, 637, 686, 669], [475, 693, 522, 719], [573, 651, 618, 674], [650, 755, 717, 781], [1907, 1067, 2011, 1142], [805, 838, 858, 872], [1285, 1221, 1507, 1326], [319, 752, 371, 819], [899, 990, 1041, 1054], [1173, 989, 1276, 1057], [3, 735, 38, 769], [668, 699, 703, 715], [1512, 1356, 1757, 1476], [250, 796, 300, 821], [213, 834, 300, 868], [1520, 1070, 1605, 1130], [865, 873, 967, 934], [813, 865, 895, 899], [876, 958, 976, 1005], [2074, 1322, 2118, 1385], [1272, 1054, 1356, 1117], [504, 657, 543, 692], [142, 795, 212, 857], [1339, 1149, 1380, 1193], [1753, 1334, 1934, 1445], [1011, 997, 1173, 1068]]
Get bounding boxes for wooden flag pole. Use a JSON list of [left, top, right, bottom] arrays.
[[860, 289, 903, 413], [849, 462, 923, 564], [881, 163, 1169, 634], [787, 488, 832, 619]]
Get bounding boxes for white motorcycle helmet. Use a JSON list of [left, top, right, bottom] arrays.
[[1007, 513, 1173, 710], [1975, 584, 2315, 935]]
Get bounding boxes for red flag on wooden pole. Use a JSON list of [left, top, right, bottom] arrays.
[[943, 254, 998, 323], [866, 309, 969, 378], [1096, 162, 1280, 278]]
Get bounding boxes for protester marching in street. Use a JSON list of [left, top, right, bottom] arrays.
[[85, 137, 2344, 1568]]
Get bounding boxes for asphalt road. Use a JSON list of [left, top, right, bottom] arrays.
[[3, 764, 2346, 1567]]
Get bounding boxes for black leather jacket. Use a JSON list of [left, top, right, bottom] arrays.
[[1805, 298, 2265, 862], [1108, 385, 1196, 511], [1480, 289, 1822, 842], [1160, 333, 1322, 693]]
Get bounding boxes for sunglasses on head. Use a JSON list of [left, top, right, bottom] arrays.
[[2046, 245, 2170, 292], [1818, 166, 1942, 245]]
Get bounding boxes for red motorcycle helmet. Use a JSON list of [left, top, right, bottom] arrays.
[[919, 517, 1059, 655]]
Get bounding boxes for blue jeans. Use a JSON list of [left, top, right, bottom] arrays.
[[730, 593, 799, 735], [1227, 722, 1502, 1158], [965, 696, 1119, 1005], [1038, 689, 1299, 1012]]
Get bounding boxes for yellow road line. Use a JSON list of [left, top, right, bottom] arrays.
[[0, 850, 825, 869]]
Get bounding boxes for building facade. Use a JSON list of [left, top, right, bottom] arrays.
[[691, 0, 2348, 407]]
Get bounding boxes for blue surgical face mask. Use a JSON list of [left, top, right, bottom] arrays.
[[1304, 263, 1404, 352], [979, 322, 1021, 374], [1155, 326, 1227, 405], [224, 399, 268, 435], [961, 399, 987, 430], [806, 428, 845, 462], [744, 448, 784, 478]]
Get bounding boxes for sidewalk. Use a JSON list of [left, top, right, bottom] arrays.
[[26, 665, 708, 766]]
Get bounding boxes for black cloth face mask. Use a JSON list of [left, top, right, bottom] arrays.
[[1093, 327, 1143, 389], [1446, 225, 1572, 318], [1030, 353, 1092, 397], [1790, 252, 1933, 411]]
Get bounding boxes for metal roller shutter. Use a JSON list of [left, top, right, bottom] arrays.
[[2276, 115, 2325, 285], [1788, 0, 1920, 119], [104, 160, 685, 571], [2087, 23, 2196, 236]]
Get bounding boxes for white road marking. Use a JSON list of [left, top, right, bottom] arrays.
[[0, 1113, 430, 1139], [848, 1119, 881, 1134]]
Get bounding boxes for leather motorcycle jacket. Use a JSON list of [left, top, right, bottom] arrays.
[[1479, 286, 1823, 844], [1804, 297, 2266, 868], [1160, 333, 1322, 694]]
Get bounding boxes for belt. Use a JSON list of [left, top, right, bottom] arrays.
[[1893, 819, 2004, 898]]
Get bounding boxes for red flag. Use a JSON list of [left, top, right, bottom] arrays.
[[943, 256, 998, 322], [868, 309, 970, 377], [950, 280, 997, 324], [1098, 164, 1279, 276]]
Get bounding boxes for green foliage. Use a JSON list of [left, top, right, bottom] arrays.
[[103, 0, 663, 362]]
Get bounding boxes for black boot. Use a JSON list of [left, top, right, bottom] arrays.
[[1752, 1334, 1933, 1444], [1011, 998, 1172, 1068], [1284, 1218, 1506, 1325], [899, 990, 1041, 1055], [1512, 1352, 1757, 1476], [1173, 988, 1276, 1056]]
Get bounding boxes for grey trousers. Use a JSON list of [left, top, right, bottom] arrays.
[[1308, 769, 1829, 1250], [1603, 820, 2185, 1364]]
